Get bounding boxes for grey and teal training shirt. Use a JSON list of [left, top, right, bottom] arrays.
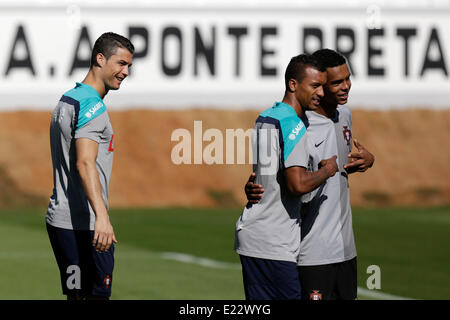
[[46, 82, 114, 231], [234, 102, 309, 263], [298, 106, 356, 266]]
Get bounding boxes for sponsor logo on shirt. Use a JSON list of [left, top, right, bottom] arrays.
[[288, 121, 305, 140], [315, 139, 326, 147], [84, 101, 104, 119]]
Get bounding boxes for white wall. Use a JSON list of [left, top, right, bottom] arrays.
[[0, 0, 449, 110]]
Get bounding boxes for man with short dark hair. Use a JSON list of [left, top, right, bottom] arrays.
[[234, 54, 338, 300], [245, 49, 375, 300], [46, 32, 134, 300]]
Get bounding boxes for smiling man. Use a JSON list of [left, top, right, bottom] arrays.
[[46, 32, 134, 300], [245, 49, 375, 300], [296, 49, 374, 300], [235, 54, 338, 300]]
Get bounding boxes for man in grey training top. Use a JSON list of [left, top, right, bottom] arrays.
[[245, 49, 375, 300], [46, 32, 134, 300], [235, 54, 338, 300]]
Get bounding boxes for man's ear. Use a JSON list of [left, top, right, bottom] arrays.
[[287, 78, 297, 93], [96, 53, 106, 67]]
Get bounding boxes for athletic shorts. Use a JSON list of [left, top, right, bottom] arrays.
[[297, 257, 357, 300], [46, 223, 114, 298], [239, 255, 301, 300]]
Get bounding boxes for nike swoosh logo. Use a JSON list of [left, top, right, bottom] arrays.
[[315, 140, 326, 147]]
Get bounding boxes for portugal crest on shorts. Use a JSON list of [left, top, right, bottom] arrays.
[[104, 275, 112, 288], [343, 126, 352, 146], [309, 290, 322, 300]]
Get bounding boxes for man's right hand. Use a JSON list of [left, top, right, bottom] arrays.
[[93, 215, 117, 252], [244, 173, 264, 204], [319, 155, 339, 178]]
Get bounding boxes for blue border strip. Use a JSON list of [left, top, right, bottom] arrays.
[[60, 95, 80, 138], [256, 115, 284, 169]]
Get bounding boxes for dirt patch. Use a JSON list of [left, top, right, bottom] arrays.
[[0, 108, 449, 208], [0, 165, 46, 208]]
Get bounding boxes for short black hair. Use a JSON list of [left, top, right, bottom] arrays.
[[284, 54, 325, 91], [312, 49, 346, 69], [90, 32, 135, 68]]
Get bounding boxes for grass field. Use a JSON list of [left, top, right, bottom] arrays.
[[0, 206, 448, 300]]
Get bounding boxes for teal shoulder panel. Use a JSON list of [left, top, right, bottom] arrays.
[[260, 102, 306, 162], [75, 97, 106, 131], [279, 116, 306, 162], [64, 83, 106, 131]]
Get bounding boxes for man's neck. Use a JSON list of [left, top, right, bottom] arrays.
[[314, 102, 337, 119], [82, 69, 108, 99], [282, 93, 303, 117]]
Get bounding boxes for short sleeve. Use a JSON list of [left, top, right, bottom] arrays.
[[75, 112, 107, 143], [285, 133, 309, 168], [75, 97, 106, 129], [280, 117, 308, 168], [74, 96, 107, 143]]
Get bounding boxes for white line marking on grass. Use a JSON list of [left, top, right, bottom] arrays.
[[0, 248, 414, 300], [160, 252, 241, 270], [159, 251, 414, 300], [357, 287, 413, 300], [0, 252, 52, 259]]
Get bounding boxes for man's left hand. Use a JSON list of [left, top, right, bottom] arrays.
[[344, 139, 375, 173]]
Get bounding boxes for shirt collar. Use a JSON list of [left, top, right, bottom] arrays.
[[75, 82, 102, 99]]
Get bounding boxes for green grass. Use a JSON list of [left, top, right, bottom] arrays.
[[354, 206, 450, 299], [0, 206, 448, 299]]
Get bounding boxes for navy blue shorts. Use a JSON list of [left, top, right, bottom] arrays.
[[46, 223, 114, 298], [298, 257, 357, 300], [239, 255, 301, 300]]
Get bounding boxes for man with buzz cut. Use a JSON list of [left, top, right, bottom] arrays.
[[46, 32, 134, 300], [297, 48, 375, 300], [245, 49, 375, 300], [234, 54, 338, 300]]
